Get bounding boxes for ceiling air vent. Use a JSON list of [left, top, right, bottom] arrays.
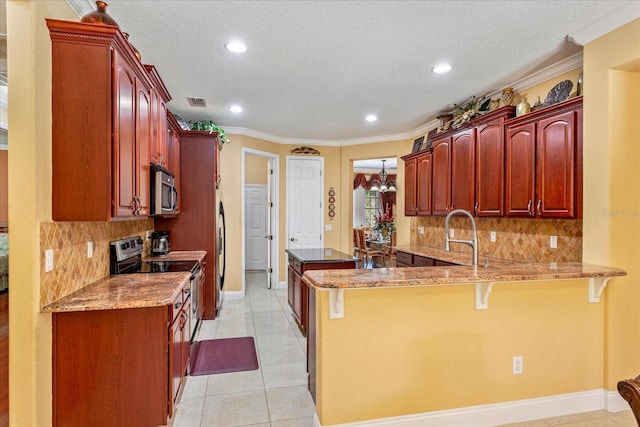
[[187, 97, 207, 108]]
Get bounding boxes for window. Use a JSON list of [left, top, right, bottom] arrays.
[[364, 190, 379, 229]]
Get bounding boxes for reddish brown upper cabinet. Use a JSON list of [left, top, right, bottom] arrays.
[[431, 137, 452, 216], [48, 19, 170, 220], [402, 152, 432, 216], [475, 107, 515, 216], [505, 97, 582, 218], [145, 65, 171, 168], [450, 128, 476, 213]]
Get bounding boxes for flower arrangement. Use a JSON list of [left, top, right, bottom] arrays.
[[373, 204, 396, 235], [189, 120, 231, 145]]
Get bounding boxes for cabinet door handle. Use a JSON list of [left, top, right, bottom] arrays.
[[527, 200, 533, 216], [537, 200, 542, 216], [174, 301, 182, 310], [474, 202, 479, 215]]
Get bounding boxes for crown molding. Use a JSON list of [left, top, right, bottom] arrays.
[[568, 2, 640, 46], [507, 52, 583, 94]]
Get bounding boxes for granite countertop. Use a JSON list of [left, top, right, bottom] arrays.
[[144, 250, 207, 263], [43, 272, 191, 312], [302, 261, 626, 290], [43, 250, 207, 313], [286, 247, 359, 263]]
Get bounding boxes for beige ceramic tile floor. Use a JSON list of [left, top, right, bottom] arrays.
[[170, 272, 636, 427], [169, 271, 315, 427]]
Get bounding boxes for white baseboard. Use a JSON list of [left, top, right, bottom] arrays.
[[313, 389, 623, 427], [606, 389, 630, 412], [222, 289, 245, 300], [274, 280, 287, 290]]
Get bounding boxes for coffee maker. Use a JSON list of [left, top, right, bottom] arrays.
[[151, 231, 170, 256]]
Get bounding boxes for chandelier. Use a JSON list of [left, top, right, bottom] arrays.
[[371, 160, 396, 193]]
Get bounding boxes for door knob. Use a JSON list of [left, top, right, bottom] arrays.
[[290, 237, 296, 242]]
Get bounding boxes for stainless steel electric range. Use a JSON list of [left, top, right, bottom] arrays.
[[110, 236, 203, 341]]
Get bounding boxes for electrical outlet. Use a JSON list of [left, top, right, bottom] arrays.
[[550, 235, 558, 249], [449, 228, 455, 238], [45, 249, 54, 272], [490, 231, 496, 242], [87, 241, 93, 259], [513, 356, 523, 375], [325, 224, 332, 231], [418, 226, 425, 234], [146, 230, 152, 240]]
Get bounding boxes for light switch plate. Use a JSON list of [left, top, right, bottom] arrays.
[[325, 224, 332, 231], [550, 235, 558, 249], [45, 249, 54, 272], [490, 231, 496, 242], [449, 228, 455, 238], [87, 241, 93, 258]]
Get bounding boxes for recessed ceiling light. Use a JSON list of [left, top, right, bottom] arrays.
[[229, 105, 243, 113], [225, 40, 247, 53], [432, 63, 452, 74], [365, 114, 378, 122]]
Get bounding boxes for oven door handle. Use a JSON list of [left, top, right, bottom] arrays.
[[171, 187, 178, 211]]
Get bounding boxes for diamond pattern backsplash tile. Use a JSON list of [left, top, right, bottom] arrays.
[[412, 217, 582, 263], [40, 219, 154, 308]]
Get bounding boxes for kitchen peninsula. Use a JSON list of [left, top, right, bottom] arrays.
[[302, 256, 625, 426], [286, 247, 358, 335]]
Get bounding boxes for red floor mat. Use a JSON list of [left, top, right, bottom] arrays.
[[190, 337, 259, 376]]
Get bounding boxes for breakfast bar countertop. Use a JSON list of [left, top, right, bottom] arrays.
[[286, 247, 359, 263], [302, 247, 626, 290], [42, 272, 191, 313]]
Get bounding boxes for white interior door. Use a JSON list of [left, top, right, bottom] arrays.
[[266, 159, 275, 287], [287, 157, 323, 249], [244, 185, 268, 270]]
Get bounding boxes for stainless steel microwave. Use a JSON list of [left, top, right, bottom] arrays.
[[150, 165, 177, 216]]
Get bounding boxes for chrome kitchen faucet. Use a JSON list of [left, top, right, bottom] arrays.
[[444, 209, 478, 266]]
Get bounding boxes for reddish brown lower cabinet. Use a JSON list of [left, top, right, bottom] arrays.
[[286, 249, 357, 336], [52, 292, 191, 426], [395, 251, 457, 267]]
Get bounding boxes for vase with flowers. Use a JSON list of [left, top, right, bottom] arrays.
[[373, 204, 395, 240]]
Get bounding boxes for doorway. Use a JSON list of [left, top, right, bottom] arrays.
[[242, 149, 279, 290]]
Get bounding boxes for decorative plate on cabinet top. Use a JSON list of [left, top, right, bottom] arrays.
[[542, 80, 573, 107]]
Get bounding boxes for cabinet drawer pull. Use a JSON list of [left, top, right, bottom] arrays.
[[537, 200, 542, 216], [474, 202, 479, 215], [527, 200, 533, 216]]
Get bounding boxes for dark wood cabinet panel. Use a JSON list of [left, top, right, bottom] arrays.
[[475, 118, 506, 216], [505, 122, 536, 217], [48, 19, 168, 221], [402, 153, 432, 216], [451, 129, 475, 212], [505, 97, 581, 219], [416, 154, 432, 215], [53, 306, 170, 427], [431, 137, 451, 216], [395, 251, 456, 267], [287, 257, 356, 335], [404, 158, 417, 216], [536, 111, 575, 218], [155, 131, 220, 319], [167, 112, 182, 214], [145, 65, 171, 168]]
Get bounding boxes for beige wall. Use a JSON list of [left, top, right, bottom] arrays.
[[0, 150, 7, 223], [9, 1, 77, 425], [315, 279, 603, 425], [582, 18, 640, 389], [245, 153, 269, 185]]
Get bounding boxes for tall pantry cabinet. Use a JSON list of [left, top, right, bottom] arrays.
[[156, 131, 220, 319]]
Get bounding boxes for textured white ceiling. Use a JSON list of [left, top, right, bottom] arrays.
[[74, 0, 638, 142]]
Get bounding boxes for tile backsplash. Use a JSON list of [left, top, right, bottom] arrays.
[[411, 216, 582, 263], [40, 219, 154, 308]]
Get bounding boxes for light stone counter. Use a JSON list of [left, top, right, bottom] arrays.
[[302, 262, 626, 290], [143, 250, 207, 263], [42, 272, 191, 312]]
